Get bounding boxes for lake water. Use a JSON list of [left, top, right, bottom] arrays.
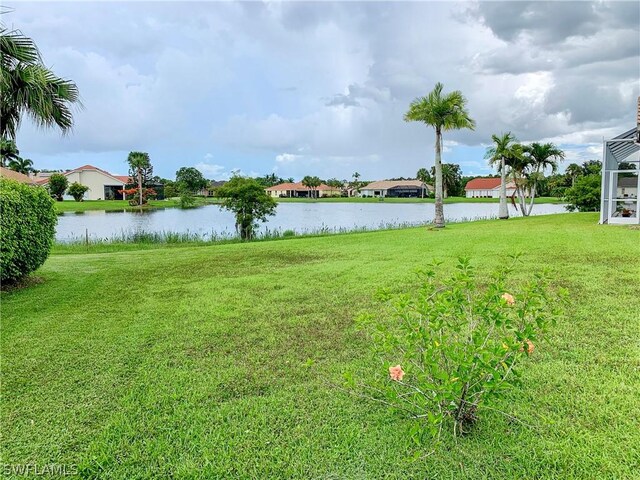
[[55, 202, 570, 242]]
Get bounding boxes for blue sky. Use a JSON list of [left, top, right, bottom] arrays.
[[6, 1, 639, 181]]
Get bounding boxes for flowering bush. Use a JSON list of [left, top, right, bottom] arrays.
[[118, 187, 157, 205], [351, 256, 565, 442]]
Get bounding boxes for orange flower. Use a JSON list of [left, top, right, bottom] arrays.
[[519, 339, 535, 354], [389, 365, 405, 381], [501, 293, 515, 305]]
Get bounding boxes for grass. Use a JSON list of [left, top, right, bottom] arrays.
[[53, 196, 564, 212], [2, 213, 639, 478]]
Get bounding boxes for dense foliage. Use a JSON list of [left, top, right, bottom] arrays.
[[353, 256, 564, 442], [48, 173, 68, 201], [564, 175, 601, 212], [175, 167, 208, 193], [67, 182, 89, 202], [0, 179, 57, 283], [216, 176, 277, 239]]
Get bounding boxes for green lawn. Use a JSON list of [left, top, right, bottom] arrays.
[[53, 196, 564, 212], [2, 214, 639, 478]]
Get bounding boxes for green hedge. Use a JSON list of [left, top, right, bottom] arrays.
[[0, 179, 57, 283]]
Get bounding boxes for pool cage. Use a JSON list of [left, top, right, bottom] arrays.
[[600, 127, 640, 224]]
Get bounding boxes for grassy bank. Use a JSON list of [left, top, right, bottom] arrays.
[[54, 196, 564, 212], [2, 214, 639, 478]]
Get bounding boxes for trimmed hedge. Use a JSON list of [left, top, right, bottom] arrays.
[[0, 178, 57, 283]]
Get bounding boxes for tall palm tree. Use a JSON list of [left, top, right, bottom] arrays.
[[302, 175, 321, 199], [127, 151, 152, 207], [565, 163, 582, 187], [521, 142, 564, 215], [0, 138, 20, 167], [404, 82, 475, 228], [8, 157, 33, 175], [484, 132, 519, 219], [0, 25, 81, 140]]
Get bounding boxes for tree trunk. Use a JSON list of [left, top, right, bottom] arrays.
[[433, 128, 445, 228], [137, 169, 143, 207], [526, 182, 537, 216], [498, 157, 509, 219]]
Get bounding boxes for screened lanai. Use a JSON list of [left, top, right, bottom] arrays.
[[600, 126, 640, 224]]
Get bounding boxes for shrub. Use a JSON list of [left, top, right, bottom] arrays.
[[48, 173, 68, 201], [350, 256, 565, 443], [67, 182, 89, 201], [0, 179, 57, 283], [179, 191, 196, 208], [282, 229, 296, 237]]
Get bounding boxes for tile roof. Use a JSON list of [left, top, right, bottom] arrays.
[[465, 178, 502, 190], [0, 167, 37, 184], [266, 182, 339, 191], [36, 165, 128, 185], [361, 180, 427, 190]]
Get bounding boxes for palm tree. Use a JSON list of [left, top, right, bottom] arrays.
[[8, 157, 33, 175], [521, 142, 564, 215], [484, 132, 519, 219], [404, 82, 475, 228], [0, 138, 20, 167], [127, 151, 152, 207], [565, 163, 583, 187], [0, 26, 81, 140]]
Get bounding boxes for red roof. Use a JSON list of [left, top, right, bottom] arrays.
[[465, 177, 501, 190], [266, 182, 339, 191]]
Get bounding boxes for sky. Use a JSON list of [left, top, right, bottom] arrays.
[[6, 1, 640, 180]]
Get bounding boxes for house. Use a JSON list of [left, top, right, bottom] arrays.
[[359, 180, 430, 198], [0, 166, 37, 185], [35, 164, 131, 200], [599, 123, 640, 225], [464, 178, 518, 198], [197, 180, 226, 197], [266, 182, 342, 198]]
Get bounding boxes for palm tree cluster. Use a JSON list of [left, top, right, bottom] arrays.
[[485, 133, 564, 217], [301, 175, 322, 199], [1, 24, 81, 140]]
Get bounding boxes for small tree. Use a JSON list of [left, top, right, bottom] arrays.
[[175, 167, 208, 194], [216, 176, 276, 240], [48, 173, 68, 201], [351, 256, 565, 442], [67, 182, 89, 202]]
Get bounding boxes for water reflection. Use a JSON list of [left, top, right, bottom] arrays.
[[55, 202, 570, 242]]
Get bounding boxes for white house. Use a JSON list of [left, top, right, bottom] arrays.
[[36, 165, 130, 200], [359, 180, 429, 198], [464, 178, 518, 198], [265, 182, 341, 198]]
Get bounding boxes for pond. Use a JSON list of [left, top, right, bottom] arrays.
[[55, 202, 570, 242]]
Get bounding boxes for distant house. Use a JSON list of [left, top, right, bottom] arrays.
[[0, 166, 37, 185], [359, 180, 429, 198], [35, 164, 131, 200], [266, 182, 342, 198], [464, 178, 517, 198], [197, 180, 226, 197]]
